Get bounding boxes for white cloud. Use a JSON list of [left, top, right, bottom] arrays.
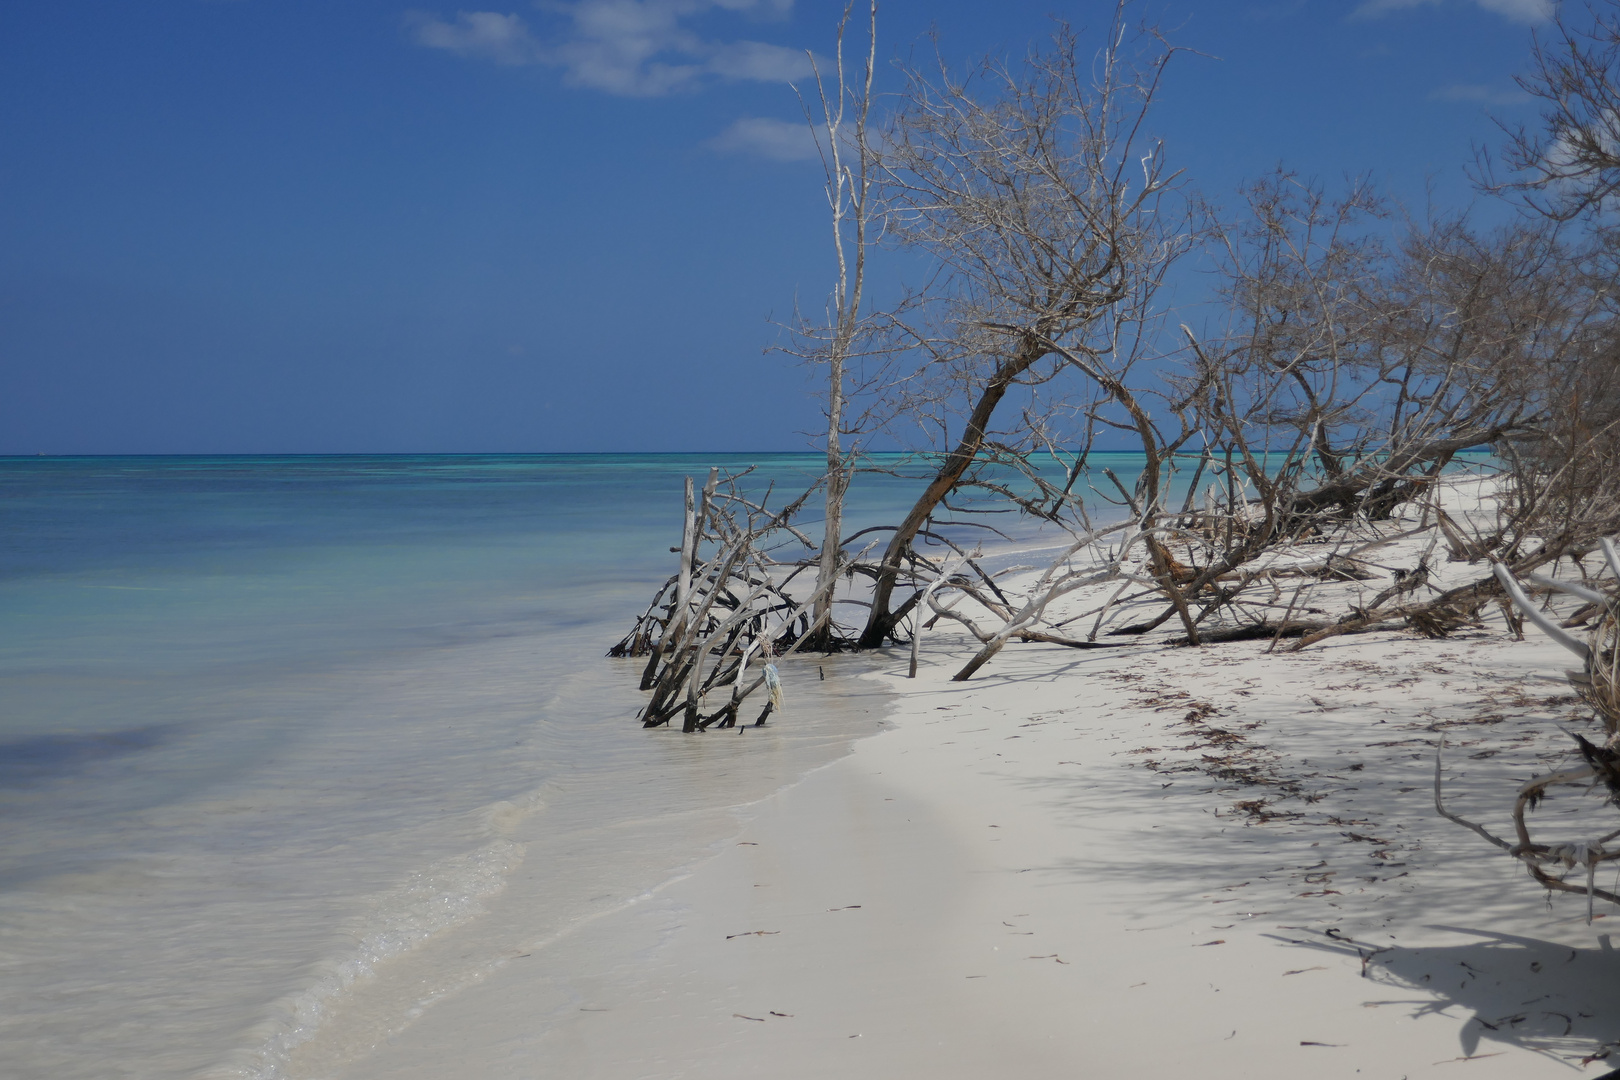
[[1472, 0, 1554, 20], [707, 40, 813, 82], [407, 11, 543, 65], [1353, 0, 1552, 22], [410, 1, 815, 96], [705, 116, 820, 161], [1430, 82, 1532, 103]]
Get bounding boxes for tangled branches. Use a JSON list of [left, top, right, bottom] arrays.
[[610, 468, 869, 731]]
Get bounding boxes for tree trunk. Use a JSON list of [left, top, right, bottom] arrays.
[[858, 342, 1045, 647], [813, 454, 846, 644]]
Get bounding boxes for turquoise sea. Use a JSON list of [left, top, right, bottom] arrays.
[[0, 455, 903, 1078], [0, 449, 1249, 1077]]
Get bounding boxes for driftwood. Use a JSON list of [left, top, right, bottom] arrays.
[[1435, 543, 1620, 919], [610, 468, 874, 732], [910, 550, 972, 678]]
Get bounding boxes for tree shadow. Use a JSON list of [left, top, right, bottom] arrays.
[[1276, 925, 1620, 1068]]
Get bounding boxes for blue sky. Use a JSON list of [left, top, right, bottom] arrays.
[[0, 0, 1556, 454]]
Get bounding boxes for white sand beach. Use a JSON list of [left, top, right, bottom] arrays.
[[307, 493, 1620, 1080]]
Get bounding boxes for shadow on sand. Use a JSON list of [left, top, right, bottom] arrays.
[[1275, 925, 1620, 1069]]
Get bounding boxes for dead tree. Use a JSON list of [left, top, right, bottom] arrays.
[[1482, 0, 1620, 224], [1107, 173, 1614, 653], [612, 9, 1620, 697], [855, 5, 1197, 648], [609, 467, 872, 731], [788, 1, 891, 649]]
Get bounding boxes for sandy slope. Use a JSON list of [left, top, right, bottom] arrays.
[[326, 494, 1620, 1079]]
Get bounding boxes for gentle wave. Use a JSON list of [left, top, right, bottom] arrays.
[[219, 838, 526, 1080], [0, 456, 903, 1080]]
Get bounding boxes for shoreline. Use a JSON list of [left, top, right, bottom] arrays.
[[299, 476, 1620, 1079], [244, 646, 896, 1080], [328, 608, 1620, 1078]]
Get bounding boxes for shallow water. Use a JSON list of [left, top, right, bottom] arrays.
[[0, 450, 1208, 1077], [0, 455, 918, 1079]]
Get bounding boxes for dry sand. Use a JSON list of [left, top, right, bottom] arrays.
[[328, 498, 1620, 1079]]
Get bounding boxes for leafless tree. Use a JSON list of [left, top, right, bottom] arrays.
[[609, 467, 874, 731], [786, 1, 887, 647], [1453, 0, 1620, 602], [1484, 0, 1620, 224], [614, 0, 1620, 710], [1208, 176, 1541, 517], [854, 5, 1198, 648], [1123, 171, 1620, 653]]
